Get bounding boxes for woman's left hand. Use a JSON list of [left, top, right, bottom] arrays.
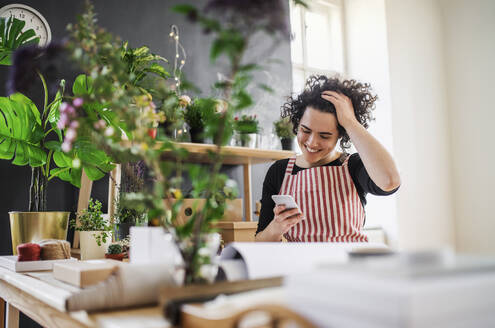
[[321, 91, 358, 129]]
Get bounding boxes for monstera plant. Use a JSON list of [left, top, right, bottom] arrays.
[[0, 16, 40, 65], [0, 15, 114, 254], [0, 74, 115, 212]]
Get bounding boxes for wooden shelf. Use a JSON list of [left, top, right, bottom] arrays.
[[161, 142, 295, 165]]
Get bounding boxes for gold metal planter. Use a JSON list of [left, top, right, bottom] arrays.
[[8, 211, 70, 255]]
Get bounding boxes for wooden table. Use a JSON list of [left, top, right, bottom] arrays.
[[0, 267, 170, 328]]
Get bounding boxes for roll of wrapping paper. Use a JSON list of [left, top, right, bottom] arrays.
[[17, 243, 41, 261]]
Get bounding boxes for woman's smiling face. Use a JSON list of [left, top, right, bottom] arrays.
[[297, 106, 340, 166]]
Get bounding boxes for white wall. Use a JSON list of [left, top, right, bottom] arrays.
[[440, 0, 495, 254], [384, 0, 455, 250], [344, 0, 399, 247]]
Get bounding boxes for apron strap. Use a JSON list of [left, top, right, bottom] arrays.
[[285, 157, 296, 175]]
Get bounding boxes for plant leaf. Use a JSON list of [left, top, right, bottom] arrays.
[[0, 17, 39, 66], [72, 74, 94, 96], [0, 94, 46, 166], [257, 83, 274, 93], [47, 90, 63, 141], [143, 63, 171, 79], [50, 138, 114, 187], [172, 4, 197, 14]]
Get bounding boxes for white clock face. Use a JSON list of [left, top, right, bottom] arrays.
[[0, 4, 51, 46]]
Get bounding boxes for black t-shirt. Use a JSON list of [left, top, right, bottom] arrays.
[[257, 153, 398, 234]]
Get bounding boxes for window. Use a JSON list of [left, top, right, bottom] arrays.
[[289, 0, 345, 93]]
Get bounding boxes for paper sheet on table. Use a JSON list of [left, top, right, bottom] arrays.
[[220, 242, 388, 280], [66, 263, 176, 311]]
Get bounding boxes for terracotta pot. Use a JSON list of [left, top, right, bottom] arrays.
[[105, 253, 125, 261]]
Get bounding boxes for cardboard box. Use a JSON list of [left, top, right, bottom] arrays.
[[174, 198, 243, 225], [53, 260, 119, 288]]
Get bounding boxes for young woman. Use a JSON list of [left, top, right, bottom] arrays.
[[255, 75, 400, 242]]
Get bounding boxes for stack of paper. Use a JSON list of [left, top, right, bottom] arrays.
[[285, 250, 495, 328]]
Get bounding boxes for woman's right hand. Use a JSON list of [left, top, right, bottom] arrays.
[[260, 205, 304, 241]]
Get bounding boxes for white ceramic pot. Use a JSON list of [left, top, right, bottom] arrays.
[[79, 231, 112, 260]]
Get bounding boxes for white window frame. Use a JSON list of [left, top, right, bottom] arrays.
[[290, 0, 346, 93]]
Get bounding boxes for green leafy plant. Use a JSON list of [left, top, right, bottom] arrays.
[[273, 116, 294, 139], [184, 98, 220, 143], [234, 114, 259, 134], [107, 243, 123, 254], [184, 100, 204, 131], [121, 41, 170, 84], [0, 16, 40, 65], [70, 198, 112, 246]]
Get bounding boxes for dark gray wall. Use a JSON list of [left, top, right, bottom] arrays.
[[0, 0, 291, 252]]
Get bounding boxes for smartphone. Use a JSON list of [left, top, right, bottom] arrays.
[[271, 195, 300, 210]]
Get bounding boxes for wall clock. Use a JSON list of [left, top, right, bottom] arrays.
[[0, 4, 51, 46]]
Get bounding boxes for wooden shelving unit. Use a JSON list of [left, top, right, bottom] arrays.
[[160, 142, 295, 222], [74, 142, 295, 247]]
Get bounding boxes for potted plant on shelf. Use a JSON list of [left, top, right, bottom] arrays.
[[183, 97, 217, 143], [71, 198, 113, 260], [105, 243, 125, 261], [0, 17, 114, 254], [273, 116, 295, 150], [233, 114, 260, 147]]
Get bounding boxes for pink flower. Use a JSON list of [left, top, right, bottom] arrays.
[[178, 95, 192, 107], [72, 97, 84, 107], [93, 119, 106, 130], [57, 115, 68, 129], [70, 121, 79, 129], [61, 141, 72, 152], [65, 128, 77, 142], [59, 102, 68, 113], [65, 105, 75, 116]]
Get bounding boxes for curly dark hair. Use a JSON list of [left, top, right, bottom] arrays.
[[281, 75, 377, 152]]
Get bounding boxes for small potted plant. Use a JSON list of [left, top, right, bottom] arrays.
[[105, 243, 125, 261], [273, 117, 295, 150], [71, 198, 113, 260], [184, 97, 212, 143], [233, 114, 260, 147]]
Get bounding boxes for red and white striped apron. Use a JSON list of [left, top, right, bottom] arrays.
[[280, 157, 368, 242]]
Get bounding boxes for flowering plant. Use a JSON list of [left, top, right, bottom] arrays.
[[56, 0, 303, 284], [234, 114, 259, 134]]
